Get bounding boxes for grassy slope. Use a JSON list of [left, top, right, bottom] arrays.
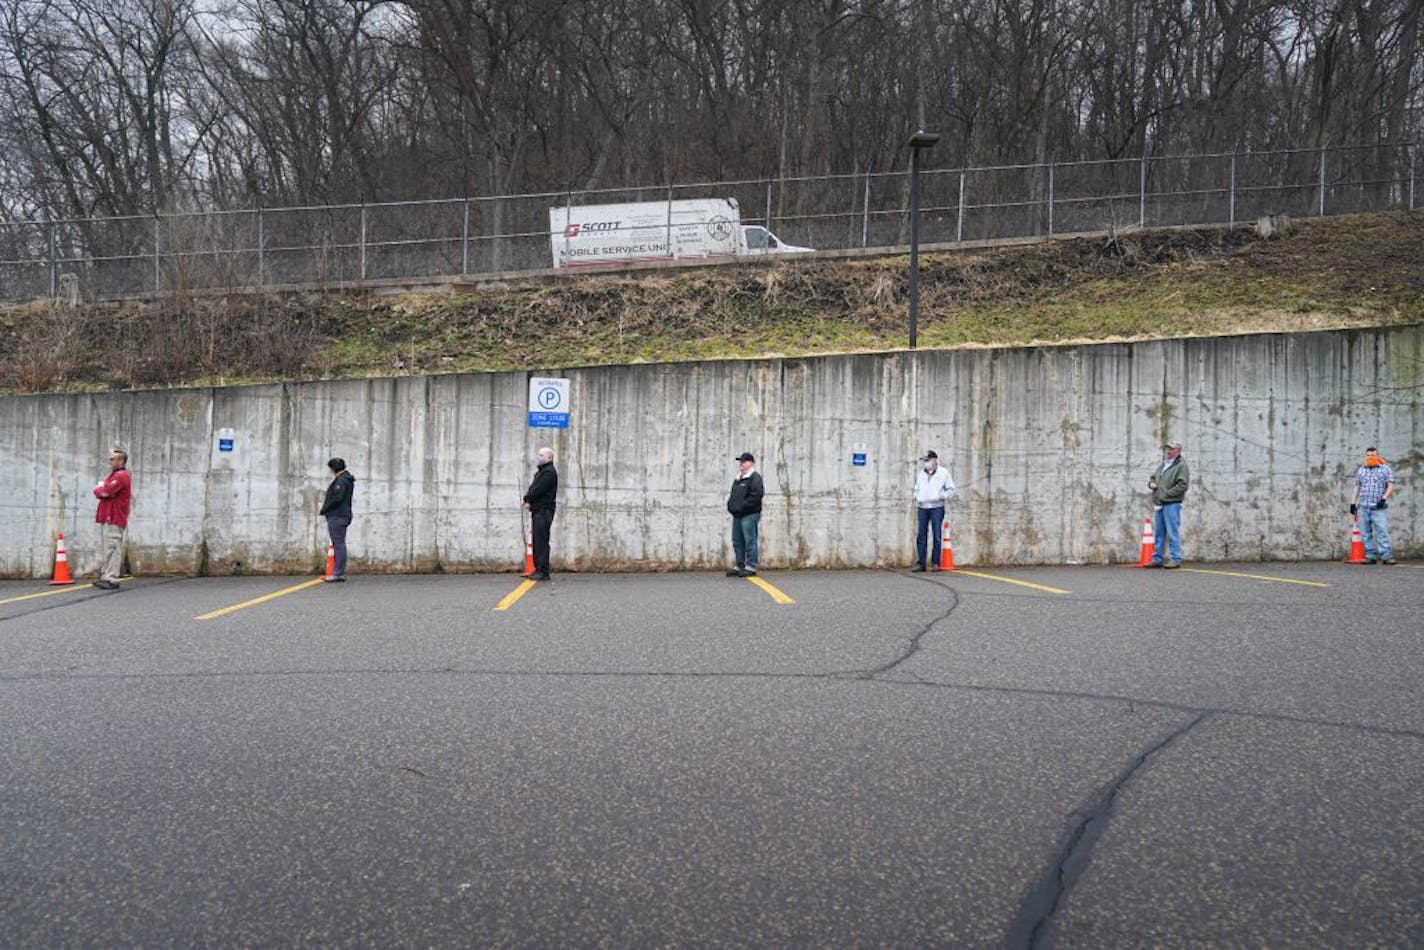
[[1, 212, 1420, 393]]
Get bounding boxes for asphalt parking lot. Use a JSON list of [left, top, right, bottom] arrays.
[[2, 562, 1422, 946]]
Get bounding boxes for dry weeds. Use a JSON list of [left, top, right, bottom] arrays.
[[1, 211, 1418, 393]]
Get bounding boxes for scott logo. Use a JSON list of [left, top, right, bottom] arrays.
[[564, 221, 620, 238]]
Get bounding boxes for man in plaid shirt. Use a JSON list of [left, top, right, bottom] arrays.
[[1350, 447, 1397, 565]]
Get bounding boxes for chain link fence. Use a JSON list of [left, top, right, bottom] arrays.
[[0, 143, 1415, 301]]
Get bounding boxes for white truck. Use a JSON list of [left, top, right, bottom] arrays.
[[548, 198, 812, 269]]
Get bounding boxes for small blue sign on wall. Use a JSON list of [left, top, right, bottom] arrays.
[[851, 442, 867, 466], [218, 427, 235, 452], [528, 377, 571, 429]]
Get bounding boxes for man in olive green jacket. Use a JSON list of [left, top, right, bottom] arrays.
[[1148, 441, 1190, 568]]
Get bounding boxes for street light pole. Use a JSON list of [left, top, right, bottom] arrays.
[[907, 129, 940, 349]]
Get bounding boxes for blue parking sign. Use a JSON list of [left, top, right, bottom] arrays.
[[528, 377, 571, 428]]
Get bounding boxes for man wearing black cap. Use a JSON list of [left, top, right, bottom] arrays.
[[726, 452, 764, 576], [1147, 441, 1189, 568], [913, 450, 957, 571], [319, 457, 355, 582]]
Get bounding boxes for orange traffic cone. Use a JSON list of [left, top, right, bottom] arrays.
[[1136, 516, 1156, 567], [49, 533, 74, 585], [522, 538, 535, 575], [939, 517, 956, 571], [1345, 516, 1367, 563], [324, 543, 335, 578]]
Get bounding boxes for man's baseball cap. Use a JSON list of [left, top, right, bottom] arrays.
[[735, 452, 755, 462], [922, 450, 938, 459], [1164, 441, 1182, 450]]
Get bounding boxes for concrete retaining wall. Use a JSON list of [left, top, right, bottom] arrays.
[[3, 325, 1419, 578]]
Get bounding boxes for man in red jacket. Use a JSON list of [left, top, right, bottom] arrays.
[[92, 449, 131, 590]]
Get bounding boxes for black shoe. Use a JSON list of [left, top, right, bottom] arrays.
[[91, 579, 117, 590], [726, 569, 743, 577], [741, 568, 757, 577], [1362, 558, 1377, 564], [912, 565, 926, 573], [1381, 558, 1397, 565], [1146, 562, 1162, 569], [530, 572, 550, 581]]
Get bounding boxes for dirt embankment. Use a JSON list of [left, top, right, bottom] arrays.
[[1, 212, 1420, 394]]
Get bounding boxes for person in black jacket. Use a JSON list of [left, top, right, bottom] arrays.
[[320, 458, 355, 582], [726, 452, 764, 577], [522, 447, 559, 580]]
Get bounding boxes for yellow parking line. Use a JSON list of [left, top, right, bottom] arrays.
[[493, 579, 537, 612], [1180, 568, 1328, 588], [952, 570, 1071, 594], [196, 577, 326, 620], [746, 575, 795, 604], [0, 585, 92, 606], [0, 577, 130, 606]]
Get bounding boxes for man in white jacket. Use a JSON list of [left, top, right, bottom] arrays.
[[913, 450, 957, 571]]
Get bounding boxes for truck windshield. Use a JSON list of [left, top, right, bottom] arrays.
[[745, 227, 767, 250]]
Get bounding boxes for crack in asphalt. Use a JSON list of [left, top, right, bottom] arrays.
[[1007, 713, 1210, 949], [3, 664, 1419, 742], [855, 572, 961, 679]]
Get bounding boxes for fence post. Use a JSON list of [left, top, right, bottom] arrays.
[[359, 203, 368, 280], [1411, 143, 1417, 210], [1047, 163, 1055, 236], [461, 198, 470, 275], [764, 179, 772, 230], [1229, 153, 1236, 226], [957, 169, 966, 242], [564, 187, 574, 267], [1139, 153, 1147, 228], [666, 185, 674, 260], [153, 213, 161, 293], [257, 208, 266, 285], [861, 172, 870, 247], [47, 220, 57, 297], [1318, 148, 1326, 216]]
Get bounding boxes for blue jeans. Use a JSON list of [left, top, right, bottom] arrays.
[[732, 513, 760, 570], [326, 515, 350, 577], [915, 506, 944, 568], [1360, 505, 1393, 560], [1152, 504, 1182, 565]]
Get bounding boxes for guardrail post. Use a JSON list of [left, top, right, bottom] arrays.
[[359, 203, 368, 280], [1047, 163, 1055, 236], [461, 198, 470, 274], [1229, 153, 1236, 226], [47, 220, 57, 297], [1318, 148, 1327, 216], [861, 173, 870, 247]]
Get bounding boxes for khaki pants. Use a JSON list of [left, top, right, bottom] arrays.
[[101, 524, 125, 582]]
